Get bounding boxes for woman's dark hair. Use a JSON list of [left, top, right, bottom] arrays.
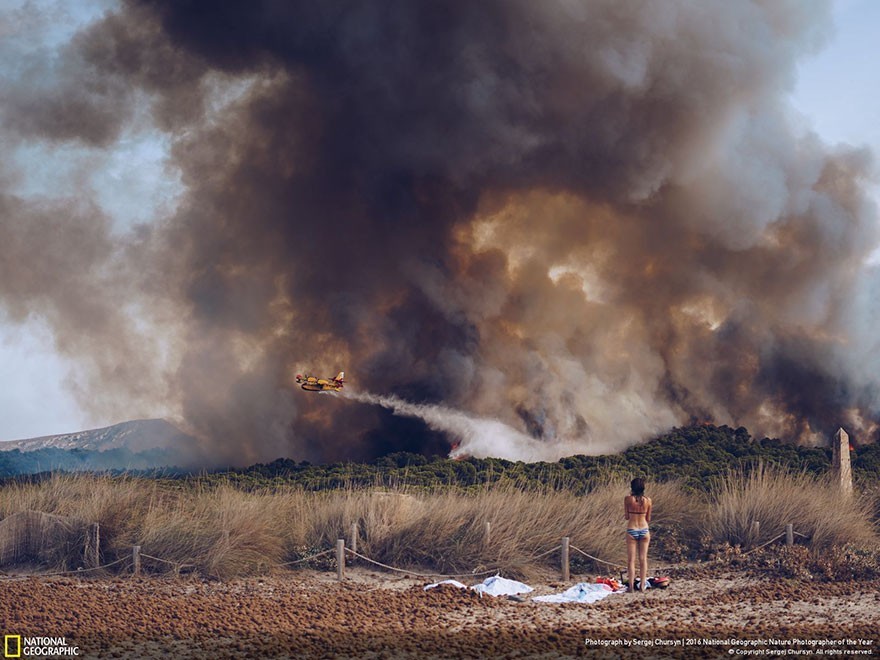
[[631, 478, 645, 499]]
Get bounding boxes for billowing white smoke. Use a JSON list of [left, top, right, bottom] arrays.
[[341, 389, 601, 461]]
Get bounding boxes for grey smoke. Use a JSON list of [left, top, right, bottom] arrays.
[[1, 0, 878, 464]]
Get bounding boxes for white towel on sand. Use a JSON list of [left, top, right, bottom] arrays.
[[532, 582, 615, 604], [470, 575, 534, 598]]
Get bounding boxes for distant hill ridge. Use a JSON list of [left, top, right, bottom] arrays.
[[1, 422, 877, 485], [0, 419, 194, 453]]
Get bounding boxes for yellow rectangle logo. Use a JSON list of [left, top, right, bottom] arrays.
[[4, 635, 21, 658]]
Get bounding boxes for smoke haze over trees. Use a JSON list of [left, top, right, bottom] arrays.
[[1, 0, 879, 464]]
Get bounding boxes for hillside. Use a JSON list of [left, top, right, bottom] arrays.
[[0, 419, 200, 477], [0, 419, 194, 452], [214, 424, 880, 492]]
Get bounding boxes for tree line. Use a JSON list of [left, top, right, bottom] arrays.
[[2, 424, 877, 491]]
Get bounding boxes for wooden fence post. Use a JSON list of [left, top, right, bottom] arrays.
[[561, 536, 570, 582], [336, 539, 345, 581], [785, 524, 794, 547], [132, 545, 141, 576]]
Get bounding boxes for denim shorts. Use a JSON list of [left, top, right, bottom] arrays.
[[626, 527, 650, 540]]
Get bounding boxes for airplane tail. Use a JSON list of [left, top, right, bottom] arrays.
[[335, 371, 345, 383]]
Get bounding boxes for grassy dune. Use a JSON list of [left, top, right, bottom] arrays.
[[703, 464, 878, 550], [0, 467, 877, 580]]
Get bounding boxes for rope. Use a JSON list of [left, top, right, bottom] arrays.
[[741, 532, 787, 556], [275, 549, 334, 567], [0, 527, 812, 582], [569, 544, 626, 570], [0, 555, 130, 579], [139, 553, 195, 572], [530, 545, 562, 561], [344, 548, 501, 579], [569, 544, 678, 575]]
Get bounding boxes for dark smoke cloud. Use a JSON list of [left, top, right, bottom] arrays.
[[2, 0, 878, 463]]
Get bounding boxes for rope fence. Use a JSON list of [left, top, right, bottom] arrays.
[[570, 543, 624, 570], [529, 545, 562, 561], [569, 543, 678, 576], [275, 549, 335, 567], [0, 521, 812, 583], [0, 555, 130, 580], [344, 547, 502, 579], [139, 552, 196, 575]]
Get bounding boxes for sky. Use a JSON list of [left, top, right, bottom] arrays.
[[1, 0, 879, 445], [789, 0, 880, 157], [0, 0, 181, 440]]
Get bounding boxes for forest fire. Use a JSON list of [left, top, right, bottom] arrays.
[[1, 1, 878, 464]]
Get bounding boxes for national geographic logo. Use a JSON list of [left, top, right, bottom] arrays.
[[3, 636, 79, 657]]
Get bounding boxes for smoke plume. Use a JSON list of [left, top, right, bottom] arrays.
[[2, 0, 879, 463], [341, 389, 588, 462]]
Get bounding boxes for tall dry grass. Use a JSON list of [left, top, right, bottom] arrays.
[[353, 478, 693, 578], [0, 477, 283, 578], [702, 463, 879, 549], [0, 468, 875, 579], [136, 485, 286, 579], [0, 475, 693, 578], [0, 475, 158, 568]]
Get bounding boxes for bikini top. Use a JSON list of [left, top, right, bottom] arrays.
[[626, 497, 650, 515]]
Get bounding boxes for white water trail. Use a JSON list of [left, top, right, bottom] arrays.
[[340, 390, 582, 461]]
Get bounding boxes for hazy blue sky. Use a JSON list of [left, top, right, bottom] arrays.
[[790, 0, 880, 155], [1, 0, 878, 441]]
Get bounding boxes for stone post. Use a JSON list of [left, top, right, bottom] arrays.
[[831, 427, 853, 498]]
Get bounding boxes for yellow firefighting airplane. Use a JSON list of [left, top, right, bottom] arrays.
[[295, 371, 345, 392]]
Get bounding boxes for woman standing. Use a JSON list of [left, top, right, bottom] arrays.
[[624, 477, 652, 592]]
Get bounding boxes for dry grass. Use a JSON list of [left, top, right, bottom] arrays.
[[136, 485, 286, 579], [0, 511, 85, 569], [0, 468, 876, 579], [357, 478, 694, 579], [702, 463, 879, 549]]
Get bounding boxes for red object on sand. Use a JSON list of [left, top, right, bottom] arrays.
[[596, 576, 622, 590]]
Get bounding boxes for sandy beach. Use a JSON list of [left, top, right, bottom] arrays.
[[1, 567, 878, 659]]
